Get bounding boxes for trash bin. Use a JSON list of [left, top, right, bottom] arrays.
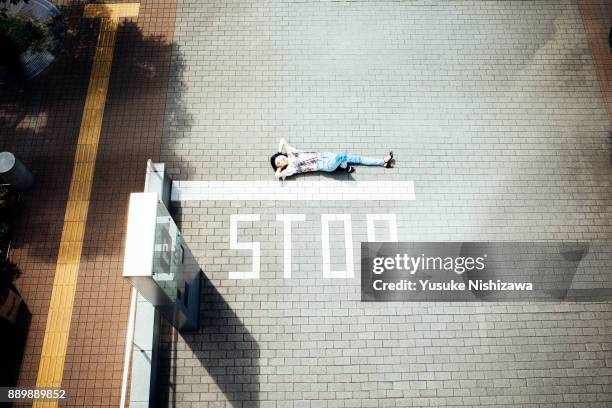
[[0, 152, 33, 191]]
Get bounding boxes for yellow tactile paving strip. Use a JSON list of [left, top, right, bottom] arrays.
[[33, 4, 139, 407]]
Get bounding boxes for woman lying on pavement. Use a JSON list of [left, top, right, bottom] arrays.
[[270, 138, 394, 180]]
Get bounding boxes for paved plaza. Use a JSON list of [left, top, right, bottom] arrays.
[[0, 0, 611, 407], [157, 0, 612, 407]]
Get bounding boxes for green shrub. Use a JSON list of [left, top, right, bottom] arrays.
[[0, 15, 52, 56]]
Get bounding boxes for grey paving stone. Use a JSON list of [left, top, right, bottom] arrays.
[[157, 0, 612, 406]]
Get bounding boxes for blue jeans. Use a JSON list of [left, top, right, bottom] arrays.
[[316, 152, 384, 172]]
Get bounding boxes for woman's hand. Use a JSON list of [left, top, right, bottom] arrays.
[[278, 138, 297, 154]]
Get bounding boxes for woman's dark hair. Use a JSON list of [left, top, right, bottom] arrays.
[[270, 152, 285, 171]]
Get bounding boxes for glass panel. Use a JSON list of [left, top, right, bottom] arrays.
[[151, 201, 183, 302], [150, 200, 200, 308]]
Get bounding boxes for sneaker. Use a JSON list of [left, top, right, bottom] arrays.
[[384, 151, 394, 168]]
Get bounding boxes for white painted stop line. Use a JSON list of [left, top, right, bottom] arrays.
[[171, 180, 415, 201]]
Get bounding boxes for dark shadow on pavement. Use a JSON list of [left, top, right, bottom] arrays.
[[285, 167, 356, 181], [157, 273, 260, 407], [0, 2, 192, 262], [0, 2, 189, 394], [80, 19, 192, 261], [159, 42, 198, 181]]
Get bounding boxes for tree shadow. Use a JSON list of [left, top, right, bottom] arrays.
[[158, 41, 200, 181], [157, 273, 260, 407], [0, 2, 97, 287], [0, 2, 193, 263], [80, 19, 193, 260]]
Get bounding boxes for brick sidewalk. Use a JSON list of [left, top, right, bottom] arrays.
[[1, 0, 176, 406]]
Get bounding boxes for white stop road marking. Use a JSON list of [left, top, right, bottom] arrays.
[[171, 180, 415, 201]]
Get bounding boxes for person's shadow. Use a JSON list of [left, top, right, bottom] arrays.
[[282, 167, 356, 181]]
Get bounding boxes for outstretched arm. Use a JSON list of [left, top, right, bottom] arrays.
[[275, 166, 296, 180], [278, 138, 297, 154]]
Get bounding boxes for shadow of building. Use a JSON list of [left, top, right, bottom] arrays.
[[157, 273, 260, 407]]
